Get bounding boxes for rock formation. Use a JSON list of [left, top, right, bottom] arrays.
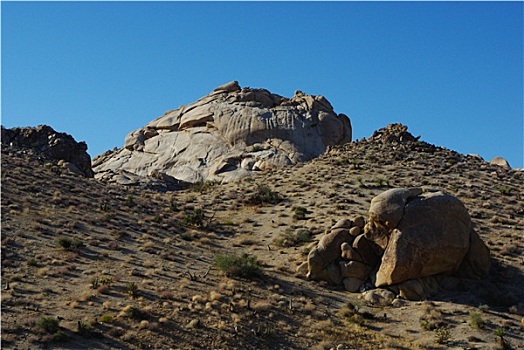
[[1, 125, 94, 177], [490, 156, 511, 169], [303, 188, 491, 300], [93, 81, 352, 185]]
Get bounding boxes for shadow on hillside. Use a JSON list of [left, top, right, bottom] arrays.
[[433, 257, 524, 311]]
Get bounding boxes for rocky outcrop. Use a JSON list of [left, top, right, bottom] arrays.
[[93, 81, 352, 185], [302, 188, 491, 301], [1, 125, 94, 177], [490, 156, 511, 169]]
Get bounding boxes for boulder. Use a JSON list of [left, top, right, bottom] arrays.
[[93, 81, 352, 185], [352, 234, 381, 268], [340, 260, 373, 279], [490, 156, 511, 169], [307, 228, 352, 280], [374, 191, 472, 287], [367, 187, 422, 229]]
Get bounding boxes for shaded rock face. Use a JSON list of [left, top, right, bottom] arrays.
[[93, 81, 352, 185], [1, 125, 94, 178], [304, 188, 491, 301]]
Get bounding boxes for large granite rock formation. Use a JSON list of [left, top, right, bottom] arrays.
[[92, 81, 352, 185], [1, 125, 94, 178]]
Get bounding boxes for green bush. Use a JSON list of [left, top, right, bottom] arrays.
[[469, 312, 484, 329], [292, 206, 308, 221], [180, 208, 206, 228], [126, 282, 139, 299], [99, 314, 114, 324], [36, 316, 60, 334], [125, 306, 147, 321], [56, 237, 83, 251], [434, 327, 451, 344], [274, 229, 311, 247], [246, 185, 282, 205], [214, 253, 262, 279]]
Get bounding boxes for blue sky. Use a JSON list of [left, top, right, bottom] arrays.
[[2, 1, 523, 168]]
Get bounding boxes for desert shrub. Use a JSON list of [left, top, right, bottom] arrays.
[[27, 258, 38, 267], [434, 327, 450, 344], [494, 326, 505, 338], [77, 320, 95, 337], [124, 195, 136, 207], [56, 237, 83, 251], [126, 282, 139, 299], [292, 206, 308, 220], [245, 185, 282, 205], [191, 180, 218, 193], [420, 306, 446, 331], [180, 232, 194, 241], [36, 316, 60, 334], [214, 253, 262, 279], [180, 208, 206, 228], [99, 314, 114, 324], [338, 302, 370, 326], [469, 312, 484, 329], [125, 306, 147, 321], [499, 187, 512, 196], [274, 229, 311, 247]]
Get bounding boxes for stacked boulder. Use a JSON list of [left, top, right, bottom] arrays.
[[304, 188, 491, 300]]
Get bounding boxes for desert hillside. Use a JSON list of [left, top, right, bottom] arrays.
[[1, 123, 523, 350]]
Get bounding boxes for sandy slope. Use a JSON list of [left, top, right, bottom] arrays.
[[2, 126, 523, 349]]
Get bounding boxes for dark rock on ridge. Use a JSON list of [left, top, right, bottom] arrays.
[[1, 125, 94, 178]]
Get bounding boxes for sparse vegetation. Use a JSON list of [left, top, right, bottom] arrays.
[[274, 228, 311, 247], [338, 302, 370, 326], [180, 208, 208, 228], [126, 282, 139, 299], [420, 305, 446, 331], [434, 327, 451, 344], [3, 122, 524, 350], [99, 314, 114, 324], [124, 306, 147, 321], [292, 206, 308, 220], [245, 185, 282, 205], [469, 311, 484, 329], [214, 253, 262, 279], [56, 236, 83, 251], [36, 316, 60, 334], [191, 180, 219, 193]]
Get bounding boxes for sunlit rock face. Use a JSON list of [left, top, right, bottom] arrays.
[[93, 81, 352, 186]]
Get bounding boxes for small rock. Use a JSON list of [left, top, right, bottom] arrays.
[[187, 319, 200, 329], [349, 226, 361, 237], [353, 216, 366, 229], [332, 218, 352, 230]]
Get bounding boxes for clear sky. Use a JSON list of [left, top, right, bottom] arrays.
[[2, 1, 523, 168]]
